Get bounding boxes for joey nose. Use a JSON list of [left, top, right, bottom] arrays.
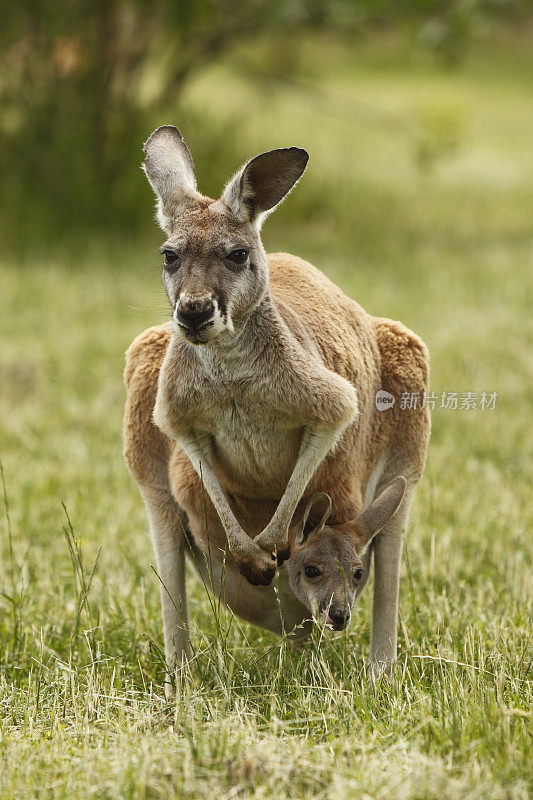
[[176, 299, 214, 329], [328, 608, 350, 629]]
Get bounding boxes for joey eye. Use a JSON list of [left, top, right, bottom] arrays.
[[227, 248, 248, 265], [354, 568, 364, 582], [304, 565, 322, 579], [162, 249, 179, 268]]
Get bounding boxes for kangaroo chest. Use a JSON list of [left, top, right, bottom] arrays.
[[174, 338, 304, 491], [201, 390, 302, 495]]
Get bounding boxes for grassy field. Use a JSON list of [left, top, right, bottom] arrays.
[[0, 33, 532, 799]]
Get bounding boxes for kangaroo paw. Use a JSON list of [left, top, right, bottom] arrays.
[[237, 550, 277, 586]]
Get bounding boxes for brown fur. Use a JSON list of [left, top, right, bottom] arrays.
[[124, 130, 431, 685], [124, 253, 430, 607]]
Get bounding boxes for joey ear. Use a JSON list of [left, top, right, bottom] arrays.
[[297, 492, 332, 545], [354, 476, 407, 550], [221, 147, 309, 225], [142, 126, 197, 226]]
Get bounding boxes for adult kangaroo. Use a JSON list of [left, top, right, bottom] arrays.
[[123, 126, 430, 685]]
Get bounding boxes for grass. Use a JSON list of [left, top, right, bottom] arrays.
[[0, 31, 532, 800]]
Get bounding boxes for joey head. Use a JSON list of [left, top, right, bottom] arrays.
[[287, 477, 407, 630]]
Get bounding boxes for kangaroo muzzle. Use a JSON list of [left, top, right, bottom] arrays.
[[327, 605, 351, 630], [175, 296, 215, 331]]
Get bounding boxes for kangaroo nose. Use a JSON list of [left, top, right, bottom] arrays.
[[175, 298, 214, 329], [328, 608, 350, 629]]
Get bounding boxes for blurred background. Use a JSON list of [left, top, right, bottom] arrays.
[[0, 5, 532, 793], [1, 0, 533, 254]]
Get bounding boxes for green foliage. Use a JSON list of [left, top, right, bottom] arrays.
[[412, 102, 465, 171], [0, 0, 530, 249]]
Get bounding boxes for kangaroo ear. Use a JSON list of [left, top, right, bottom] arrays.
[[221, 147, 308, 226], [297, 493, 332, 545], [354, 476, 407, 551], [142, 126, 197, 228]]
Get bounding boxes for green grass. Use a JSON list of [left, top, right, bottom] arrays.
[[0, 32, 532, 800]]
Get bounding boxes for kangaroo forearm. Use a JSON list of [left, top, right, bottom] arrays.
[[175, 431, 256, 558], [275, 428, 340, 525], [255, 425, 344, 551]]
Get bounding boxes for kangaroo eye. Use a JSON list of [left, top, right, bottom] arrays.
[[354, 568, 364, 581], [227, 248, 248, 264], [304, 565, 322, 579], [162, 249, 180, 267]]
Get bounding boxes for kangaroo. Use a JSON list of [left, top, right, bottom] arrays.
[[287, 478, 407, 631], [123, 126, 430, 686]]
